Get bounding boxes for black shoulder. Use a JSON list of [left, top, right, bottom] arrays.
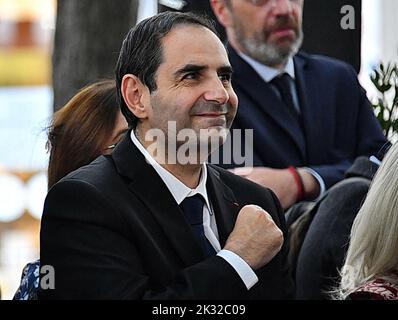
[[43, 155, 128, 226], [296, 51, 357, 78]]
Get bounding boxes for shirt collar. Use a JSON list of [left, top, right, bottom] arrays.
[[130, 130, 210, 207], [237, 50, 295, 82]]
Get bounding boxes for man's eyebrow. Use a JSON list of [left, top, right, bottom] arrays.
[[173, 64, 208, 78], [218, 65, 233, 75], [173, 64, 233, 79]]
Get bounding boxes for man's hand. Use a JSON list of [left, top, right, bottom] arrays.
[[231, 167, 320, 209], [231, 167, 297, 209], [297, 168, 320, 200], [224, 205, 284, 270]]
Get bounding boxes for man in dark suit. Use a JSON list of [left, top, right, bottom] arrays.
[[210, 0, 388, 209], [39, 12, 293, 299]]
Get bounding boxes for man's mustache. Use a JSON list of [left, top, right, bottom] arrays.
[[190, 101, 230, 116], [270, 16, 298, 33]]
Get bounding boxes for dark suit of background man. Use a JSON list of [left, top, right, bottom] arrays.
[[210, 0, 387, 210], [39, 12, 293, 299]]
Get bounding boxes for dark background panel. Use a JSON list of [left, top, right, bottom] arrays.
[[159, 0, 362, 73], [302, 0, 362, 73]]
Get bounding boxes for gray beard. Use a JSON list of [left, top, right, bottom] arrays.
[[238, 30, 304, 67]]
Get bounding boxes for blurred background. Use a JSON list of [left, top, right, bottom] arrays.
[[0, 0, 397, 299]]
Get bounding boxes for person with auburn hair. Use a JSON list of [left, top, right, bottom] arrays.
[[47, 79, 128, 188], [13, 79, 128, 300], [336, 143, 398, 300]]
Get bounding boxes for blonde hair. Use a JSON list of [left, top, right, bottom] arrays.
[[336, 143, 398, 299]]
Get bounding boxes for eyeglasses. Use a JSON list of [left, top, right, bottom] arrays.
[[245, 0, 300, 7]]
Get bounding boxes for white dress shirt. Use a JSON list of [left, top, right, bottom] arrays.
[[237, 51, 326, 197], [130, 130, 258, 290]]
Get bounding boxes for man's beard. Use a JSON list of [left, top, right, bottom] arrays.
[[234, 19, 304, 66]]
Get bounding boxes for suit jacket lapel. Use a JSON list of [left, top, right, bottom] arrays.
[[112, 132, 205, 267], [206, 165, 240, 247], [229, 46, 306, 161]]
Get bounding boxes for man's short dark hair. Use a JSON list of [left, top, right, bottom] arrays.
[[115, 11, 218, 127]]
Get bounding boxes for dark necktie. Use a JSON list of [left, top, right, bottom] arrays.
[[270, 73, 299, 116], [179, 194, 216, 257]]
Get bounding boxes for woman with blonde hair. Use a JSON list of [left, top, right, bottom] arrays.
[[337, 142, 398, 300]]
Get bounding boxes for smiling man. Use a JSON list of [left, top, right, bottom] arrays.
[[122, 22, 237, 169], [39, 12, 293, 300], [210, 0, 387, 209]]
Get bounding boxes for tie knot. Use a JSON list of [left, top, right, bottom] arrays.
[[270, 72, 299, 115], [180, 194, 205, 226], [271, 73, 291, 90]]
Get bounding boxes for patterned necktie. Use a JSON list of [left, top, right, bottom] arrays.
[[179, 194, 216, 257]]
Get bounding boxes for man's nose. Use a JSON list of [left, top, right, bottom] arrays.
[[272, 0, 294, 16], [203, 78, 230, 105]]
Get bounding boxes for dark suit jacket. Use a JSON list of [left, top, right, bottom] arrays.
[[39, 132, 293, 300], [295, 156, 379, 299], [216, 46, 387, 189]]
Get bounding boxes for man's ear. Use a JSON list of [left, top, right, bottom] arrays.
[[209, 0, 233, 28], [121, 74, 150, 120]]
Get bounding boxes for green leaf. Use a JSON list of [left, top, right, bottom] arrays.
[[370, 62, 398, 140]]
